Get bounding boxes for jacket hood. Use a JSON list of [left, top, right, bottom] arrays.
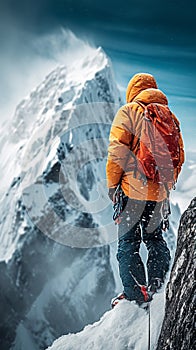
[[133, 88, 168, 105], [126, 73, 158, 103]]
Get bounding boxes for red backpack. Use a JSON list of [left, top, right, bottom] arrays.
[[134, 102, 181, 185]]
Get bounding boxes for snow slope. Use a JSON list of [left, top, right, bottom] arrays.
[[46, 290, 166, 350]]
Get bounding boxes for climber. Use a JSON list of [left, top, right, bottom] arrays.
[[106, 73, 184, 307]]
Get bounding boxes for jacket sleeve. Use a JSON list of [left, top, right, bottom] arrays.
[[106, 105, 134, 188]]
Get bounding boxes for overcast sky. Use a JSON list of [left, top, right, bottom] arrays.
[[1, 0, 195, 46], [0, 0, 195, 149]]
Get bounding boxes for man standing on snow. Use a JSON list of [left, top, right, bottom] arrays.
[[106, 73, 184, 307]]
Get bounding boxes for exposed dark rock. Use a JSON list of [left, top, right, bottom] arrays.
[[156, 197, 196, 350]]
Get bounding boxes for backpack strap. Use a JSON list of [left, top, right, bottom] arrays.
[[131, 100, 147, 179], [134, 100, 146, 109]]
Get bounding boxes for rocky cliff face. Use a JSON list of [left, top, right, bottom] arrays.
[[156, 197, 196, 350], [0, 47, 122, 350]]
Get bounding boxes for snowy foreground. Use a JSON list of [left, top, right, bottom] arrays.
[[46, 288, 166, 350]]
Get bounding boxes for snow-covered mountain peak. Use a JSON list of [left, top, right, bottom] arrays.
[[0, 46, 121, 350], [0, 45, 120, 197], [11, 47, 110, 141], [0, 43, 123, 260], [64, 46, 109, 84]]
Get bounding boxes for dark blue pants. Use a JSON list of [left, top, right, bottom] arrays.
[[117, 199, 171, 303]]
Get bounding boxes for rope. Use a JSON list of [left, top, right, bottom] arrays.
[[129, 267, 152, 349], [148, 303, 151, 350]]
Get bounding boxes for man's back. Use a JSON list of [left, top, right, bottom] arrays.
[[106, 74, 184, 202]]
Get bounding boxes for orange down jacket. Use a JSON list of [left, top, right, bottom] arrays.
[[106, 73, 184, 202]]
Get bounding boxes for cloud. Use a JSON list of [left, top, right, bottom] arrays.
[[0, 28, 96, 125], [32, 28, 96, 64]]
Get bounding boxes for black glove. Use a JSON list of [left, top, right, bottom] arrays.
[[108, 187, 117, 202]]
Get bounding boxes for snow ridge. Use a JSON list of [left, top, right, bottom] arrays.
[[46, 291, 166, 350]]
